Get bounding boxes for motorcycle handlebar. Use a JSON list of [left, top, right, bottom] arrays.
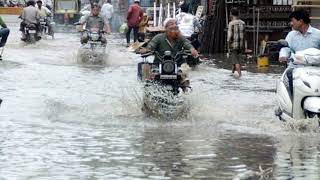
[[141, 51, 154, 58], [81, 29, 106, 33], [141, 50, 192, 60]]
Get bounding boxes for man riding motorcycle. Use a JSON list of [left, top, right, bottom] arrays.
[[36, 0, 53, 35], [140, 18, 199, 90], [20, 0, 40, 40], [279, 9, 320, 97], [79, 3, 107, 46]]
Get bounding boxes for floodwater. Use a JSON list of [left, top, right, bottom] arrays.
[[1, 15, 320, 179]]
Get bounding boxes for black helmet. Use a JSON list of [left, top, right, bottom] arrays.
[[89, 0, 99, 6], [26, 0, 35, 6], [36, 0, 42, 3]]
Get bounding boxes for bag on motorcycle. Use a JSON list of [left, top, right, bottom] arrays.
[[119, 23, 129, 34], [294, 48, 320, 65]]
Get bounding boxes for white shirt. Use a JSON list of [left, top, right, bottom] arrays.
[[280, 25, 320, 67], [42, 0, 52, 8], [101, 3, 114, 19], [176, 12, 199, 37], [37, 5, 51, 18], [22, 6, 40, 24]]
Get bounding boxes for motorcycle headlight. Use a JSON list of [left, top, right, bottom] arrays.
[[162, 61, 175, 74], [90, 33, 100, 41]]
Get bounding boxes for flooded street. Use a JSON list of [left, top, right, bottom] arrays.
[[1, 15, 320, 179]]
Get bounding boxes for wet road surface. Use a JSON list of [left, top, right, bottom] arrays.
[[1, 15, 320, 179]]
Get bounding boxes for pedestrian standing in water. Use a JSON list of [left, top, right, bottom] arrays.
[[227, 8, 246, 77], [126, 0, 143, 47]]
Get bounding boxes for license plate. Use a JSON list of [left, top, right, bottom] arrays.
[[91, 33, 100, 41], [89, 41, 101, 44], [28, 30, 36, 33], [160, 75, 177, 79]]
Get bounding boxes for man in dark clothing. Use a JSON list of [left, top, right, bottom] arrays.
[[126, 0, 143, 47], [139, 18, 199, 90], [0, 16, 10, 48], [80, 3, 107, 46], [145, 19, 198, 64]]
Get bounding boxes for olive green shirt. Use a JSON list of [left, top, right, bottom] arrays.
[[0, 16, 7, 28], [80, 14, 105, 31], [147, 33, 193, 63]]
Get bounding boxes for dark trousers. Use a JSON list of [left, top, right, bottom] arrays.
[[138, 32, 145, 42], [187, 33, 201, 50], [230, 49, 244, 65], [286, 68, 294, 98], [137, 62, 143, 80], [126, 26, 139, 44], [0, 28, 10, 47]]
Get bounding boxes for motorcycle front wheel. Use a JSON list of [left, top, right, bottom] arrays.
[[29, 34, 36, 43]]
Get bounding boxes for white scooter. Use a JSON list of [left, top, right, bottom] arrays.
[[275, 40, 320, 125]]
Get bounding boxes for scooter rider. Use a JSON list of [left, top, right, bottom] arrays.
[[279, 9, 320, 97], [79, 3, 107, 46], [20, 0, 40, 40], [36, 0, 53, 35]]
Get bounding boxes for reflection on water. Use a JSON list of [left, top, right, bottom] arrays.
[[139, 128, 276, 179], [1, 15, 320, 179]]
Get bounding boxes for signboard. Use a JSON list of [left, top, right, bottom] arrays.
[[0, 7, 23, 15]]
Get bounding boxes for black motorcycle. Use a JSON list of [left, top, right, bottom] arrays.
[[23, 23, 40, 43], [83, 28, 105, 51], [77, 28, 106, 64], [139, 50, 192, 119], [39, 17, 54, 39]]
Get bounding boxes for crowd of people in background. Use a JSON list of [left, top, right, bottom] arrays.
[[0, 0, 24, 7], [0, 0, 52, 8], [125, 0, 202, 46]]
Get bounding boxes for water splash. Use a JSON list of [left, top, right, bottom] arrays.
[[142, 84, 190, 120], [282, 118, 320, 133], [77, 46, 108, 65]]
